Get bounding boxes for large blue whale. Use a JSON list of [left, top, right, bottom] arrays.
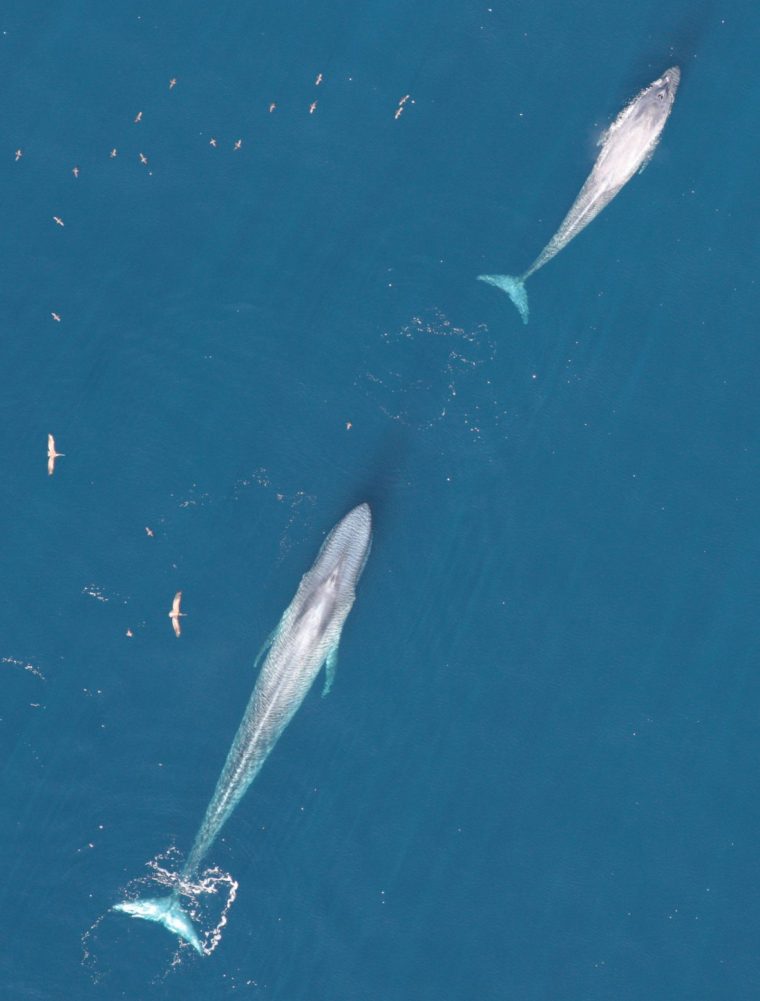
[[114, 503, 373, 953]]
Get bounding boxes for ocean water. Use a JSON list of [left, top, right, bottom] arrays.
[[0, 1, 758, 998]]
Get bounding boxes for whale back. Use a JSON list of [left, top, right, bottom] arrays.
[[523, 67, 680, 281]]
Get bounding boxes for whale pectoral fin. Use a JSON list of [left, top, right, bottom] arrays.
[[321, 644, 339, 698], [253, 627, 277, 672], [638, 146, 656, 174]]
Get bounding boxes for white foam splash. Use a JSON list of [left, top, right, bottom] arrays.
[[143, 849, 240, 957], [360, 308, 507, 441], [1, 655, 45, 680]]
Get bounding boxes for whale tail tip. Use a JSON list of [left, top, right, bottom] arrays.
[[477, 274, 529, 324], [113, 895, 204, 955]]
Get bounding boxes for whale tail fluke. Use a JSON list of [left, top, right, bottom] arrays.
[[477, 274, 529, 325], [113, 894, 204, 954]]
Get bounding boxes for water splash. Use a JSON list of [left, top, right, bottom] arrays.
[[82, 846, 239, 980], [360, 308, 509, 443], [1, 655, 45, 680], [165, 469, 317, 560], [81, 584, 130, 604], [144, 852, 239, 957]]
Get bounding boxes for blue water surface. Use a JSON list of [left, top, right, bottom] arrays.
[[0, 1, 758, 998]]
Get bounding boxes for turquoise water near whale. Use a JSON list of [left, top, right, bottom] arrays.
[[1, 0, 759, 998]]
